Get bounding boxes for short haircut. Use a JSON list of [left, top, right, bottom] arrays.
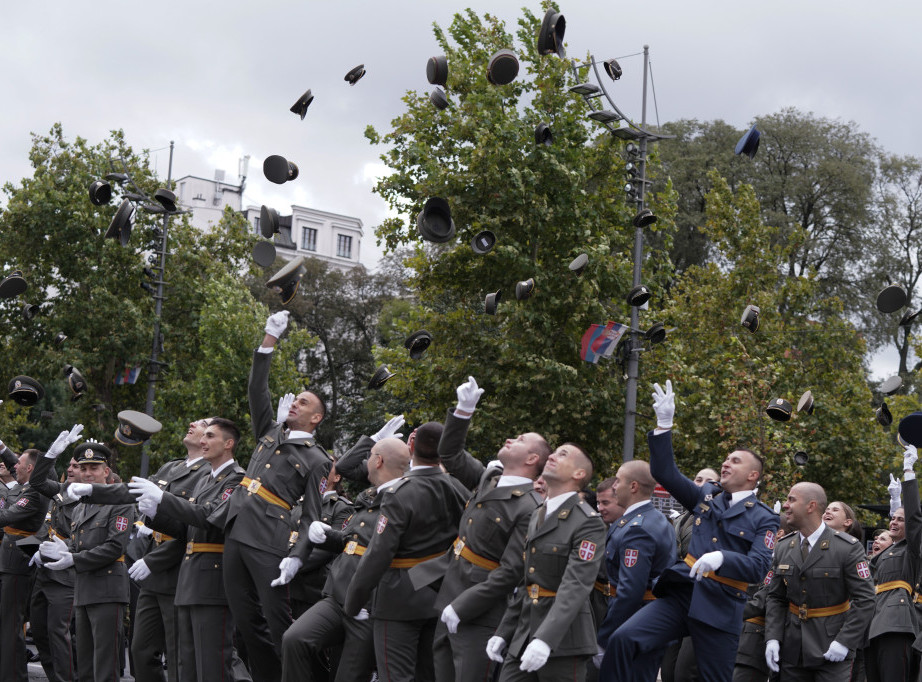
[[597, 477, 616, 494], [619, 460, 656, 496], [210, 417, 241, 453], [530, 434, 552, 470], [736, 448, 763, 476], [562, 442, 593, 488], [21, 449, 38, 467], [414, 422, 444, 462], [309, 391, 327, 421]]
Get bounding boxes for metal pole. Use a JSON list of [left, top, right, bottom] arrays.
[[621, 46, 650, 462], [140, 140, 174, 478]]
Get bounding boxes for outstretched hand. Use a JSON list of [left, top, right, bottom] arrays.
[[652, 380, 675, 430]]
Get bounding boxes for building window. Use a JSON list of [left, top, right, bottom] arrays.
[[253, 216, 260, 235], [302, 227, 318, 252], [336, 235, 353, 259]]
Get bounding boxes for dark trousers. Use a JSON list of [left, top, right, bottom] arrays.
[[0, 571, 33, 682], [177, 604, 235, 682], [223, 538, 291, 682], [433, 618, 498, 682], [373, 617, 436, 682], [732, 664, 768, 682], [779, 659, 852, 682], [865, 633, 918, 682], [31, 574, 75, 682], [498, 654, 589, 681], [75, 602, 126, 682], [132, 589, 179, 682], [281, 595, 375, 682], [605, 586, 738, 682], [662, 637, 701, 682]]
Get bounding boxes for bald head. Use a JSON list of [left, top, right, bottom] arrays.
[[782, 482, 827, 534], [368, 438, 411, 486], [794, 482, 827, 508]]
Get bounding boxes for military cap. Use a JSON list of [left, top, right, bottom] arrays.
[[485, 290, 502, 315], [263, 155, 299, 185], [877, 401, 893, 427], [793, 451, 809, 466], [766, 398, 792, 422], [899, 412, 922, 447], [21, 303, 39, 321], [417, 198, 455, 243], [368, 365, 395, 390], [797, 390, 814, 415], [252, 241, 277, 268], [115, 410, 162, 446], [471, 231, 495, 255], [88, 180, 112, 206], [569, 253, 588, 276], [8, 376, 44, 407], [266, 257, 306, 305], [53, 332, 67, 348], [877, 284, 907, 314], [537, 8, 566, 56], [632, 209, 657, 228], [535, 123, 553, 146], [105, 198, 135, 246], [740, 304, 761, 333], [735, 125, 761, 159], [515, 278, 536, 301], [645, 322, 666, 345], [15, 534, 44, 559], [290, 89, 314, 120], [626, 285, 651, 307], [404, 330, 432, 360], [487, 49, 519, 85], [881, 375, 903, 396], [344, 64, 366, 85], [603, 59, 623, 81], [154, 188, 177, 213], [899, 309, 921, 327], [63, 365, 87, 401], [427, 56, 448, 86], [430, 87, 449, 110], [260, 205, 280, 239], [74, 439, 113, 464], [0, 271, 27, 299]]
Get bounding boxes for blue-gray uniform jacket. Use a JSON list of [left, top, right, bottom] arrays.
[[597, 500, 676, 645], [649, 430, 778, 634]]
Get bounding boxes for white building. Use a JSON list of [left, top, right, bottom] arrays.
[[175, 170, 245, 232]]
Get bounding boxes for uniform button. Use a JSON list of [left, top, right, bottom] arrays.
[[738, 531, 744, 536], [265, 464, 271, 469], [275, 450, 281, 455], [529, 567, 535, 573], [712, 537, 718, 543], [552, 547, 557, 552], [476, 503, 482, 508], [531, 547, 536, 554], [360, 522, 365, 527], [468, 519, 473, 525], [495, 518, 501, 522]]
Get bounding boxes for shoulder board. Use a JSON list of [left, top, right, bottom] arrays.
[[188, 460, 207, 471], [529, 491, 544, 505], [758, 501, 776, 513], [382, 477, 410, 494], [832, 531, 858, 544], [627, 512, 646, 526], [787, 538, 798, 549], [233, 463, 246, 474], [576, 499, 600, 518], [338, 495, 352, 505]]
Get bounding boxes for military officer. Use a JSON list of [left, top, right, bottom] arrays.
[[606, 381, 778, 682], [281, 436, 412, 682], [0, 447, 50, 682], [587, 478, 621, 682], [431, 376, 548, 682], [222, 311, 332, 682], [733, 580, 772, 682], [764, 482, 875, 680], [343, 422, 469, 682], [486, 443, 607, 680], [597, 460, 676, 681], [34, 427, 135, 682]]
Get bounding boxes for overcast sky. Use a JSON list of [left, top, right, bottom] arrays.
[[3, 1, 918, 374]]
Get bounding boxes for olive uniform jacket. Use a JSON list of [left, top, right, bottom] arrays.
[[496, 494, 607, 658], [735, 580, 771, 673], [433, 409, 543, 626], [0, 481, 50, 575], [33, 490, 79, 588], [765, 525, 876, 668], [224, 349, 332, 558], [289, 491, 352, 604]]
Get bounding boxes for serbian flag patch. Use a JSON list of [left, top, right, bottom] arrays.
[[15, 497, 29, 508], [115, 516, 129, 531], [764, 530, 775, 549], [319, 477, 328, 494], [222, 488, 234, 501], [376, 516, 388, 534], [763, 570, 773, 586], [624, 548, 638, 567], [579, 540, 597, 561], [856, 561, 870, 579]]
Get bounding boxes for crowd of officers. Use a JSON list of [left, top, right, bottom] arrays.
[[0, 312, 919, 682]]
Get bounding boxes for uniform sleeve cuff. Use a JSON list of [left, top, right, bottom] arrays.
[[256, 346, 275, 354]]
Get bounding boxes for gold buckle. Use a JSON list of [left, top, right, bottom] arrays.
[[185, 541, 194, 555], [345, 541, 358, 555], [247, 479, 261, 494], [798, 604, 808, 621], [453, 538, 465, 556], [528, 585, 539, 599], [153, 532, 163, 543]]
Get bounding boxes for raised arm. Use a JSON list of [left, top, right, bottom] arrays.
[[249, 311, 290, 438]]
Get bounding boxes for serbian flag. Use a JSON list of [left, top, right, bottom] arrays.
[[115, 365, 142, 385], [581, 321, 626, 363]]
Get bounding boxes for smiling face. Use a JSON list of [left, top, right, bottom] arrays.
[[199, 425, 232, 463], [286, 391, 323, 432], [890, 508, 906, 542], [80, 462, 109, 484], [66, 457, 80, 483], [822, 501, 852, 533], [183, 418, 211, 450], [720, 450, 761, 493], [596, 487, 624, 525], [542, 444, 591, 492], [872, 531, 893, 555]]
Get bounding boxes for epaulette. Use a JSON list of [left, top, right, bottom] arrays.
[[627, 511, 646, 526], [529, 491, 544, 505], [381, 477, 409, 494], [576, 499, 600, 518], [832, 530, 858, 544], [758, 500, 777, 514]]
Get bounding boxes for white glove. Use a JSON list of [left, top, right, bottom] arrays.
[[135, 521, 154, 537], [46, 424, 84, 458], [276, 393, 295, 424], [765, 640, 780, 673], [823, 640, 848, 663], [689, 551, 724, 580], [39, 535, 68, 561], [270, 557, 303, 587], [593, 644, 605, 669], [455, 376, 485, 414], [64, 482, 92, 503], [138, 498, 158, 519], [128, 477, 164, 504], [45, 552, 74, 571], [519, 638, 551, 673], [486, 459, 504, 472], [652, 380, 675, 430], [29, 551, 43, 568], [371, 415, 405, 443], [264, 311, 290, 339], [441, 605, 461, 634], [308, 521, 332, 544], [128, 558, 151, 581], [353, 608, 370, 621], [773, 500, 782, 514], [904, 445, 918, 480], [485, 636, 507, 663]]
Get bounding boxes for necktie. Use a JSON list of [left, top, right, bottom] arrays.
[[536, 505, 547, 528], [801, 538, 810, 560]]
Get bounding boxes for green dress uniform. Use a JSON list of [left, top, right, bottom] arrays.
[[432, 409, 543, 682], [222, 349, 332, 682], [733, 580, 771, 682], [765, 525, 876, 681], [495, 494, 607, 682], [343, 466, 469, 682]]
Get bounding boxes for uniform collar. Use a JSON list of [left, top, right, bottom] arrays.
[[186, 456, 204, 468], [211, 459, 235, 478], [799, 522, 826, 549], [622, 500, 650, 517], [545, 491, 577, 515], [497, 474, 532, 488]]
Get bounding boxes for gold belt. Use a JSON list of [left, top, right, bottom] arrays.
[[684, 554, 748, 591], [3, 527, 34, 538], [876, 580, 913, 595], [788, 600, 850, 620], [527, 584, 557, 599], [344, 541, 366, 556], [239, 477, 292, 510], [389, 551, 444, 569], [185, 542, 224, 555], [745, 616, 766, 626], [608, 585, 656, 601], [453, 538, 500, 571]]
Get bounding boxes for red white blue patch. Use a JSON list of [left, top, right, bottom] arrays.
[[0, 499, 5, 509], [15, 497, 29, 508], [579, 540, 597, 561], [624, 548, 638, 567], [764, 531, 775, 549], [376, 515, 388, 534], [222, 488, 234, 501], [763, 570, 773, 586], [319, 477, 328, 494], [115, 516, 129, 532], [857, 561, 870, 579], [343, 515, 352, 530]]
